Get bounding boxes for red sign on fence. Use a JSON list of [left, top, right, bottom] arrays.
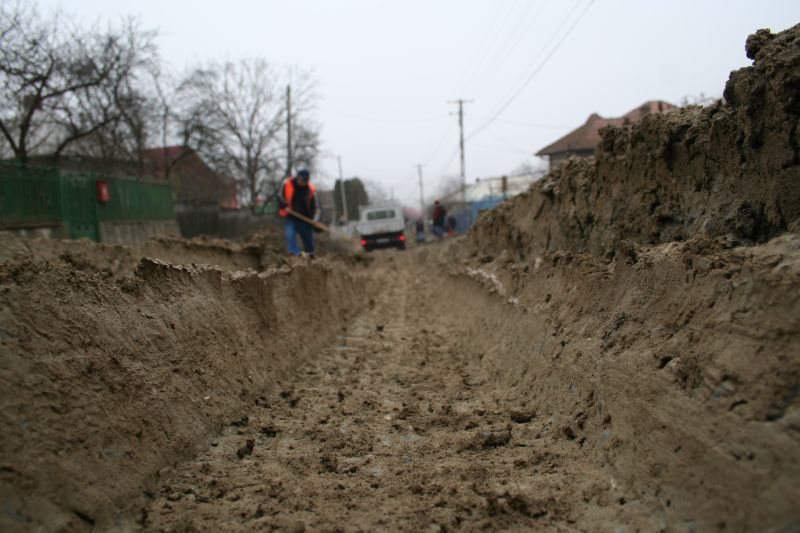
[[96, 180, 110, 203]]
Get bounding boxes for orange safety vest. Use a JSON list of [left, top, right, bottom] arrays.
[[279, 177, 317, 217]]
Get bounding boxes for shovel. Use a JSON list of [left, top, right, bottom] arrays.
[[286, 208, 351, 240]]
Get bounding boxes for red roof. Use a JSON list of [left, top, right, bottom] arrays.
[[141, 146, 237, 208], [536, 100, 675, 156], [141, 146, 193, 174]]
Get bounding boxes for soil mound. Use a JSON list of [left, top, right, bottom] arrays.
[[0, 221, 359, 278], [466, 24, 800, 261], [0, 247, 368, 530], [428, 25, 800, 530], [431, 231, 800, 530]]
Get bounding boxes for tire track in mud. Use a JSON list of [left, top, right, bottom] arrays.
[[140, 255, 657, 532]]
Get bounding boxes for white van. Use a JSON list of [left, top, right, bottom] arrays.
[[356, 205, 406, 251]]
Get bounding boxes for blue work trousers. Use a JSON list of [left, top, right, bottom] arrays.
[[284, 216, 315, 256]]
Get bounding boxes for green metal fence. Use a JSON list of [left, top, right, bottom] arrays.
[[1, 162, 175, 241], [97, 175, 174, 222], [60, 172, 100, 240], [0, 163, 62, 227]]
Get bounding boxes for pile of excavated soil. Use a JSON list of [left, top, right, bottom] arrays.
[[465, 24, 800, 262], [0, 232, 370, 531], [428, 24, 800, 530], [426, 232, 800, 530], [0, 222, 359, 277]]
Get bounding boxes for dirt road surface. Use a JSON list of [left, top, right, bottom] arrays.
[[141, 255, 654, 532]]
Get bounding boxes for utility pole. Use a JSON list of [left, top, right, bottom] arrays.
[[285, 85, 292, 178], [449, 98, 473, 225], [337, 156, 348, 226], [416, 164, 426, 232]]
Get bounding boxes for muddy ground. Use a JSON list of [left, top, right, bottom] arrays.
[[1, 231, 797, 532], [1, 24, 800, 533]]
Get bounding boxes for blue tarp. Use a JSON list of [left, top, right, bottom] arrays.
[[445, 195, 508, 234]]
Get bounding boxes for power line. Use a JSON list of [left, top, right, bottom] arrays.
[[436, 146, 460, 178], [468, 0, 595, 141], [423, 122, 456, 166], [481, 0, 583, 120], [460, 0, 525, 92], [318, 108, 448, 123], [470, 0, 549, 99], [449, 99, 473, 205], [470, 141, 531, 156], [483, 129, 532, 154], [483, 117, 568, 129]]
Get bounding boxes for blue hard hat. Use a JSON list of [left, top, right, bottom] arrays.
[[297, 168, 310, 179]]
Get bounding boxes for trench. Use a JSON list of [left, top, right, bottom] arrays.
[[2, 235, 799, 532], [135, 254, 666, 532]]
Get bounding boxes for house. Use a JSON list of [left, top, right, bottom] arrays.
[[440, 173, 539, 233], [141, 146, 236, 208], [536, 100, 676, 170], [142, 146, 237, 238]]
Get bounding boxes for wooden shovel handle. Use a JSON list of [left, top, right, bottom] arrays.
[[286, 208, 328, 232]]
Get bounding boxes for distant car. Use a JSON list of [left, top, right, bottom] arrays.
[[356, 205, 406, 251]]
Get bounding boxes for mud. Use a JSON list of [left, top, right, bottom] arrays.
[[141, 256, 637, 532], [0, 226, 356, 278], [432, 232, 800, 531], [1, 25, 800, 533], [0, 232, 369, 531], [465, 24, 800, 262]]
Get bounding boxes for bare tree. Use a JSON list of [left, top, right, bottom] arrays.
[[362, 178, 390, 205], [179, 59, 283, 211], [679, 92, 720, 107], [434, 174, 463, 202], [510, 158, 547, 178], [178, 60, 319, 211], [59, 26, 160, 175], [291, 121, 320, 176], [0, 3, 157, 165]]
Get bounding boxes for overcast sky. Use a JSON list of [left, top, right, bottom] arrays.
[[36, 0, 800, 206]]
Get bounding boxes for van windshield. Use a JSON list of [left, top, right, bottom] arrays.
[[366, 209, 396, 220]]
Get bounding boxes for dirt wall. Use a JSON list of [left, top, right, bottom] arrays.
[[467, 24, 800, 262], [429, 24, 800, 531], [423, 231, 800, 530], [0, 225, 359, 279], [0, 249, 368, 531]]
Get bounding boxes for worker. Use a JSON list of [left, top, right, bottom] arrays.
[[432, 200, 446, 239], [278, 168, 318, 256], [446, 215, 457, 236], [415, 218, 425, 243]]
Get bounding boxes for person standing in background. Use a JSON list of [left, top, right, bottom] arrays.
[[432, 200, 446, 239], [415, 218, 425, 243]]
